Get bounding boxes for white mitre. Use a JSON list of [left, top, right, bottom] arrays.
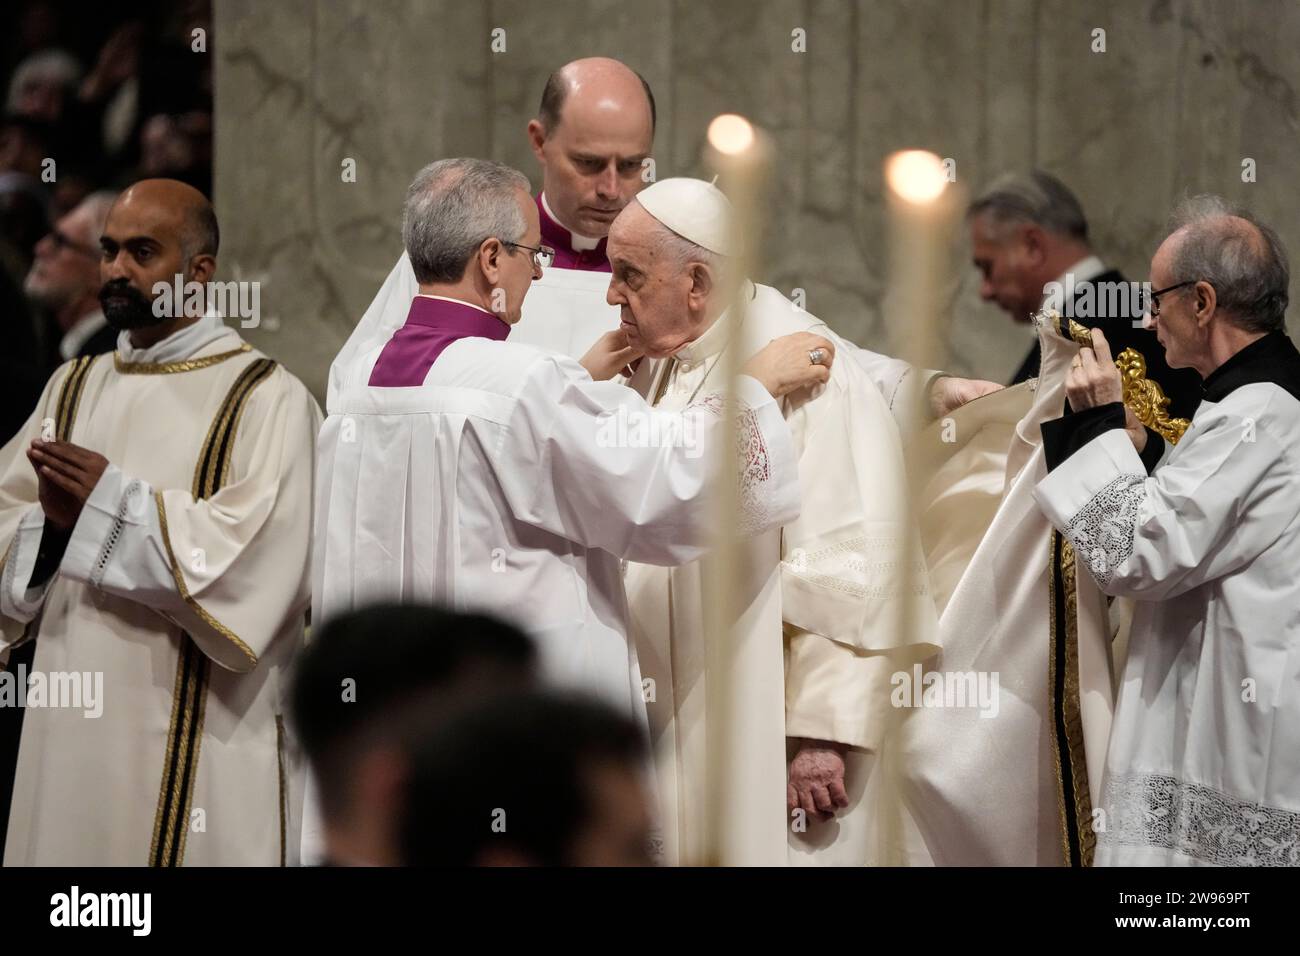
[[634, 177, 733, 255]]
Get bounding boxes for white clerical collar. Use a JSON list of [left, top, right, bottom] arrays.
[[116, 312, 233, 365], [670, 280, 755, 367], [1042, 254, 1107, 305], [540, 193, 601, 251], [415, 293, 496, 316], [59, 308, 108, 361]]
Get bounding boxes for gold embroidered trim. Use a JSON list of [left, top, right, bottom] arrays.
[[1047, 530, 1096, 866], [55, 355, 99, 441], [1058, 537, 1095, 865], [114, 342, 251, 375], [192, 359, 276, 499], [148, 355, 273, 865], [149, 639, 209, 866], [276, 715, 288, 867], [155, 491, 258, 668], [190, 359, 263, 499]]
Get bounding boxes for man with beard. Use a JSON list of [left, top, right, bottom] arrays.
[[0, 178, 320, 865]]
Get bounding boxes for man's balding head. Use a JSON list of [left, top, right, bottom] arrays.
[[1147, 195, 1290, 374], [99, 178, 219, 336], [527, 57, 655, 239], [537, 57, 656, 136], [1160, 196, 1289, 334]]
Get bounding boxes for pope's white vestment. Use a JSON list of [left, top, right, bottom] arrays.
[[0, 316, 320, 865], [623, 282, 938, 866]]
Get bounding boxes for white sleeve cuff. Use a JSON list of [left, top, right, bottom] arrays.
[[1034, 428, 1144, 530], [0, 505, 53, 625], [61, 464, 164, 593]]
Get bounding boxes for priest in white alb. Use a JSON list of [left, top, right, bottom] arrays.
[[0, 179, 320, 866], [612, 178, 940, 866], [1034, 197, 1300, 866], [315, 158, 835, 748]]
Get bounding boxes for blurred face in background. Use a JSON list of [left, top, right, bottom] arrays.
[[970, 212, 1054, 324], [25, 202, 102, 324]]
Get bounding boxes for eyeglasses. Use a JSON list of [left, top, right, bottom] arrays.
[[46, 228, 101, 260], [502, 241, 555, 269], [1144, 280, 1198, 317]]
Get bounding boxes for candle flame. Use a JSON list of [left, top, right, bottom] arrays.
[[886, 150, 948, 204], [707, 114, 755, 155]]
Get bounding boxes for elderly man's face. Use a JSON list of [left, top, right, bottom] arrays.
[[970, 214, 1046, 323], [605, 204, 705, 358], [25, 202, 102, 320], [1146, 234, 1204, 372]]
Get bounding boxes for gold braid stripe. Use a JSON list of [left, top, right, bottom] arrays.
[[3, 359, 99, 657], [1057, 537, 1095, 866], [149, 640, 208, 866], [276, 715, 288, 867], [115, 343, 251, 375], [194, 359, 276, 500], [154, 491, 258, 668], [148, 353, 273, 866], [189, 359, 265, 500], [55, 355, 98, 441]]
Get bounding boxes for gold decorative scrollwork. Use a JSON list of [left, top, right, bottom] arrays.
[[1035, 309, 1191, 444]]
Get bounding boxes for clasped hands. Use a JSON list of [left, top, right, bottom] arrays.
[[27, 440, 110, 531]]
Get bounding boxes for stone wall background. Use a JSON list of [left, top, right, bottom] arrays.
[[213, 0, 1300, 399]]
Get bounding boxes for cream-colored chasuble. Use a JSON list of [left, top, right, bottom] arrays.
[[0, 321, 320, 865], [623, 283, 938, 866], [902, 316, 1137, 865]]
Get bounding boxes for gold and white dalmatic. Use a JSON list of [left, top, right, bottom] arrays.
[[0, 316, 320, 866], [624, 283, 938, 866]]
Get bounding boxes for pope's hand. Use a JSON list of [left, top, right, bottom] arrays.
[[743, 332, 835, 399], [786, 738, 850, 822], [27, 440, 110, 531], [930, 376, 1003, 418], [1065, 328, 1124, 410], [579, 328, 644, 381]]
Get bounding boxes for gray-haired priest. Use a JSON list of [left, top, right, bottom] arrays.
[[1033, 196, 1300, 866]]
